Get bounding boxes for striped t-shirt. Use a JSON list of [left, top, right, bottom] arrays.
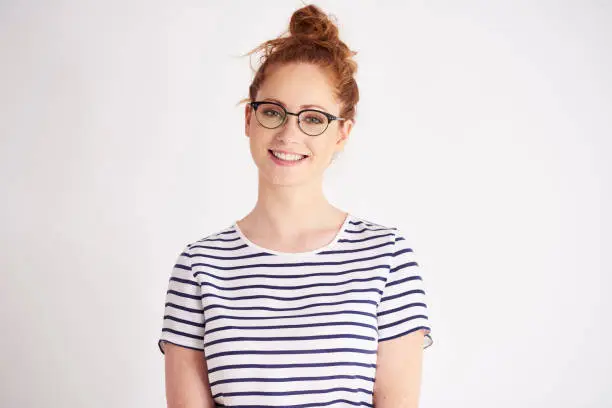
[[158, 213, 433, 407]]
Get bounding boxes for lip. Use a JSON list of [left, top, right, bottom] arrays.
[[268, 149, 310, 167]]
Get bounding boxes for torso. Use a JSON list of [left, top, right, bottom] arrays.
[[198, 214, 393, 406], [159, 213, 432, 406]]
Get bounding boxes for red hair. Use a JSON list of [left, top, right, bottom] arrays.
[[240, 4, 359, 121]]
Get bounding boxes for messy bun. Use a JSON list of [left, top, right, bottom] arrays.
[[240, 4, 359, 121], [289, 5, 339, 43]]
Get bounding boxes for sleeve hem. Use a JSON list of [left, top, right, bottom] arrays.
[[378, 326, 433, 349], [158, 339, 205, 355]]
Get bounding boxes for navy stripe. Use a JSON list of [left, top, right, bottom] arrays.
[[161, 327, 204, 340], [338, 232, 394, 243], [201, 288, 383, 303], [163, 315, 205, 328], [384, 274, 421, 288], [216, 398, 373, 408], [196, 264, 388, 281], [201, 276, 386, 292], [189, 243, 249, 251], [377, 315, 429, 331], [195, 231, 236, 241], [169, 276, 198, 286], [376, 302, 427, 318], [164, 301, 203, 314], [204, 333, 376, 348], [380, 288, 425, 303], [203, 298, 378, 314], [166, 289, 200, 300], [191, 252, 392, 271], [206, 320, 378, 336], [213, 386, 373, 398], [391, 247, 413, 257], [188, 251, 273, 261], [210, 374, 375, 387], [207, 361, 377, 374], [172, 262, 191, 271], [206, 347, 378, 361], [390, 261, 419, 273], [205, 309, 376, 325], [196, 236, 241, 242], [346, 226, 395, 233]]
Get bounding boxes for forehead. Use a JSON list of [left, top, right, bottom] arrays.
[[257, 63, 340, 112]]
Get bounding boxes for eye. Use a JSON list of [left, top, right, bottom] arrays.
[[263, 109, 281, 117], [303, 113, 325, 124]]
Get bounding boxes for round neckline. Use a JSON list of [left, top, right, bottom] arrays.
[[233, 212, 352, 256]]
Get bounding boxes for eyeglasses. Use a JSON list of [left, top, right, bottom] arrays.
[[249, 101, 345, 136]]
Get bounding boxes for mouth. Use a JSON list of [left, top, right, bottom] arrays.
[[268, 149, 310, 166]]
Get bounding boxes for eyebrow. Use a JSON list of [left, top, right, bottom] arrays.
[[261, 97, 330, 113]]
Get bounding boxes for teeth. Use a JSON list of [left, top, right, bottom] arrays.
[[271, 150, 306, 161]]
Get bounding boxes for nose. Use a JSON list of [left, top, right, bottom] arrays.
[[275, 112, 303, 137]]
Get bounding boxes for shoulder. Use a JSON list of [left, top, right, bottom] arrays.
[[185, 223, 237, 250], [176, 224, 243, 282], [348, 214, 408, 240], [349, 214, 397, 232], [348, 214, 417, 258], [178, 223, 240, 263]]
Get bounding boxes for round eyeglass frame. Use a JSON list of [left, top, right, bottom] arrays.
[[249, 101, 345, 136]]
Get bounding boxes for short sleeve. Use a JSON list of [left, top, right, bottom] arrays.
[[158, 244, 205, 354], [377, 229, 433, 349]]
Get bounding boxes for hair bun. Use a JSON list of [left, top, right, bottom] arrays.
[[289, 4, 339, 43], [241, 4, 359, 121]]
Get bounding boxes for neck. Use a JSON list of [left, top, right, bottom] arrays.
[[241, 172, 345, 239]]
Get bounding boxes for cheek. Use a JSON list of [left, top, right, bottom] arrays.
[[309, 138, 336, 157], [248, 123, 268, 143], [248, 130, 272, 159]]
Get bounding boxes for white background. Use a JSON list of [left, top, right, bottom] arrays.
[[1, 1, 610, 407]]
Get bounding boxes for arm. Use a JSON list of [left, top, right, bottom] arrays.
[[373, 329, 426, 408], [159, 244, 214, 407], [373, 228, 433, 407], [163, 342, 216, 408]]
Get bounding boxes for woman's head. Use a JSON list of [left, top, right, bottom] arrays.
[[242, 4, 359, 187]]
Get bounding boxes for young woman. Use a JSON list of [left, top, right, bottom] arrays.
[[159, 4, 433, 407]]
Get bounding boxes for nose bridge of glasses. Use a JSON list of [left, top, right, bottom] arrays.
[[281, 111, 319, 137], [281, 110, 302, 128]]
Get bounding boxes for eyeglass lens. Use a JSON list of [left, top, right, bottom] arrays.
[[255, 103, 329, 136]]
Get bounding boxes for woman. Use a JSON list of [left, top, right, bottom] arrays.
[[158, 4, 433, 407]]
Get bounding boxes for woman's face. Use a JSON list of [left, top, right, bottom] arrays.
[[245, 62, 353, 186]]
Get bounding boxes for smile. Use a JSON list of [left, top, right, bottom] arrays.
[[268, 149, 309, 166]]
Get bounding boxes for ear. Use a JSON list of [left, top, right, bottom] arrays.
[[245, 103, 252, 138], [335, 118, 354, 152]]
